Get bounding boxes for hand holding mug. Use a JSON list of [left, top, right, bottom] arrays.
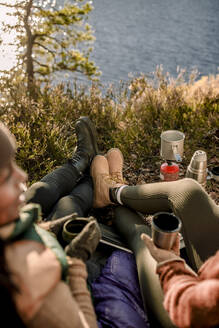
[[65, 217, 101, 262], [39, 213, 78, 238], [141, 233, 180, 263]]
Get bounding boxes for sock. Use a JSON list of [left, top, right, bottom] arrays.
[[109, 185, 127, 205]]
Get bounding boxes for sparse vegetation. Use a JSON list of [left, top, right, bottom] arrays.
[[0, 68, 218, 204]]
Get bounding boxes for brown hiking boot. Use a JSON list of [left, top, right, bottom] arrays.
[[106, 148, 124, 184], [90, 155, 121, 208]]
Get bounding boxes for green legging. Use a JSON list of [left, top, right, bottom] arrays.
[[113, 178, 219, 328]]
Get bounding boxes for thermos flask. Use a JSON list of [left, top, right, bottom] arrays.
[[186, 150, 207, 185]]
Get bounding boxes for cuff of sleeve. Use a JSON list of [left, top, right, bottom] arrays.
[[157, 257, 197, 276], [157, 257, 185, 270], [67, 256, 88, 279]]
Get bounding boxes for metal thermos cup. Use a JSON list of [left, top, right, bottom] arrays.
[[152, 212, 182, 250], [160, 130, 185, 162], [186, 150, 207, 185]]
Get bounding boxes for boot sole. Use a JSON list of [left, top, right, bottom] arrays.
[[78, 116, 99, 156]]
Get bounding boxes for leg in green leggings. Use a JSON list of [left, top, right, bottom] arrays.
[[113, 178, 219, 328], [114, 206, 176, 328], [115, 178, 219, 270]]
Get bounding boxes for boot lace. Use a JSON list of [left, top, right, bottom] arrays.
[[110, 172, 124, 184], [100, 173, 119, 188]]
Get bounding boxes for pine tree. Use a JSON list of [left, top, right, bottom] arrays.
[[0, 0, 99, 93]]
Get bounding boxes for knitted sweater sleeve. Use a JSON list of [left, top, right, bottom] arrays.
[[157, 252, 219, 328], [27, 257, 97, 328], [67, 257, 98, 328]]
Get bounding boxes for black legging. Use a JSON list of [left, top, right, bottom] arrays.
[[25, 163, 93, 220], [114, 178, 219, 328]]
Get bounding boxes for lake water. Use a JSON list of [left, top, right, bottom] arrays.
[[1, 0, 219, 87], [86, 0, 219, 86]]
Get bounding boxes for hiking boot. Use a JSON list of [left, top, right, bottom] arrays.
[[90, 155, 122, 208], [71, 116, 99, 175], [106, 148, 124, 184]]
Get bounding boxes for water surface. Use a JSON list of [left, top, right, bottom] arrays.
[[88, 0, 219, 85]]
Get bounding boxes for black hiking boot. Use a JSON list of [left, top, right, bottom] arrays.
[[71, 116, 99, 176]]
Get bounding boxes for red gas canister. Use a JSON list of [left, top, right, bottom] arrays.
[[160, 162, 179, 181]]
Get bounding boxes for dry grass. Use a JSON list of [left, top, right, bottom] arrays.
[[0, 68, 218, 208]]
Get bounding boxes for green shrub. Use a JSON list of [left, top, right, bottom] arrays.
[[0, 69, 218, 192]]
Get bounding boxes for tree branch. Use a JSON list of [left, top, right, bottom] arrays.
[[0, 2, 24, 9], [33, 58, 48, 68], [41, 34, 60, 43], [0, 2, 12, 7], [34, 42, 56, 57]]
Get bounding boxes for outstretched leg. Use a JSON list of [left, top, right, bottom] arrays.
[[47, 175, 94, 220], [115, 178, 219, 270], [114, 206, 176, 328], [25, 117, 98, 218]]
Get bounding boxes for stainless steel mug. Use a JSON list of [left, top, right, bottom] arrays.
[[152, 212, 182, 250], [62, 218, 89, 243], [160, 130, 185, 162], [186, 150, 207, 185]]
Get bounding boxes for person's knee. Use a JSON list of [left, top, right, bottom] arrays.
[[53, 195, 83, 217], [169, 178, 208, 211], [25, 181, 50, 204], [179, 178, 205, 197]]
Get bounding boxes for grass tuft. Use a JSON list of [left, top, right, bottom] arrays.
[[0, 69, 218, 203]]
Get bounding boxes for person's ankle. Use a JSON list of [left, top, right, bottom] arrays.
[[109, 185, 127, 205]]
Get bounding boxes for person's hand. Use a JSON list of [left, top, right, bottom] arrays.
[[141, 233, 180, 263], [39, 213, 78, 238], [65, 217, 101, 262]]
